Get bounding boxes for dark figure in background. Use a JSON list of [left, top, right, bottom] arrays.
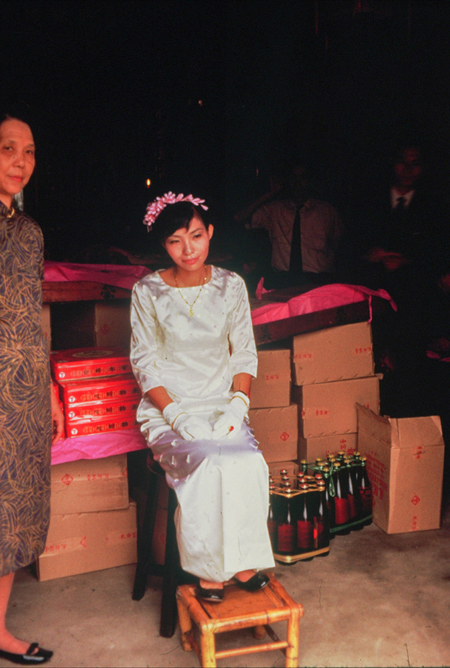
[[0, 116, 64, 665], [235, 161, 343, 292], [360, 143, 447, 415]]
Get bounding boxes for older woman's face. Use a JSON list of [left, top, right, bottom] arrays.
[[0, 119, 35, 208]]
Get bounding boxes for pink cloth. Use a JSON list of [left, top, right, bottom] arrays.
[[51, 427, 147, 466], [251, 282, 396, 326], [44, 261, 151, 290]]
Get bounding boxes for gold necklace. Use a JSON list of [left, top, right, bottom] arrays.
[[174, 266, 207, 316]]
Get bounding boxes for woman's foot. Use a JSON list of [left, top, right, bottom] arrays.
[[197, 579, 224, 603], [234, 569, 257, 583], [0, 630, 30, 656], [0, 631, 52, 664], [234, 570, 270, 592]]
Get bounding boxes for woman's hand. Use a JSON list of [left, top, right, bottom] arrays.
[[50, 384, 65, 444], [162, 402, 212, 441], [212, 391, 250, 440]]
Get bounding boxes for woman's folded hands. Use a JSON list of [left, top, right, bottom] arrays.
[[211, 391, 250, 439], [162, 391, 250, 442], [162, 402, 212, 441]]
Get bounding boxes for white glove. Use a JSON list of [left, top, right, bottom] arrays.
[[212, 391, 250, 440], [162, 402, 212, 441]]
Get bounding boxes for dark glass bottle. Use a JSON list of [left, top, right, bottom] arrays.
[[277, 486, 296, 555], [296, 484, 313, 552], [322, 466, 335, 531], [268, 484, 277, 548], [314, 482, 330, 551], [333, 462, 350, 534], [358, 457, 373, 525], [344, 458, 358, 522]]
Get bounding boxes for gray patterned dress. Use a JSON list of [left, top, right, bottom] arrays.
[[0, 202, 52, 576]]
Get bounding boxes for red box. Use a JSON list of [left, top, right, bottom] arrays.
[[66, 413, 139, 438], [58, 374, 140, 406], [65, 397, 140, 422], [50, 347, 132, 382]]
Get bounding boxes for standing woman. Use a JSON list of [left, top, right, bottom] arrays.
[[0, 116, 64, 665], [131, 193, 274, 602]]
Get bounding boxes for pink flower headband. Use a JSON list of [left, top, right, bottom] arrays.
[[143, 192, 208, 230]]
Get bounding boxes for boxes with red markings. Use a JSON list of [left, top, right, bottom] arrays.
[[50, 346, 132, 382], [59, 374, 140, 406], [65, 396, 139, 421], [66, 414, 139, 438]]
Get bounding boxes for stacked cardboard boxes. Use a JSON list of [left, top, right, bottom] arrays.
[[51, 347, 140, 438], [37, 454, 137, 581], [249, 347, 298, 475], [291, 321, 380, 463]]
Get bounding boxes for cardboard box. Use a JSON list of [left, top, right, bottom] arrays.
[[66, 413, 139, 438], [50, 347, 132, 382], [293, 375, 380, 438], [298, 433, 358, 463], [249, 404, 298, 463], [36, 502, 137, 581], [251, 348, 291, 408], [50, 300, 132, 350], [268, 460, 299, 478], [58, 374, 140, 406], [357, 404, 445, 534], [65, 397, 139, 422], [50, 455, 129, 515], [292, 321, 374, 385]]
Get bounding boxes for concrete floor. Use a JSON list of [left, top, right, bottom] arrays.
[[3, 496, 450, 668]]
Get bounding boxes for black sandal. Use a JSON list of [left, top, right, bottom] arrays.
[[0, 643, 53, 665], [235, 571, 269, 592], [196, 583, 224, 602]]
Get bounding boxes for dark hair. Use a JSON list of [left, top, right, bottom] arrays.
[[152, 201, 210, 245]]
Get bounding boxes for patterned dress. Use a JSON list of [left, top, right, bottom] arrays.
[[0, 202, 52, 576]]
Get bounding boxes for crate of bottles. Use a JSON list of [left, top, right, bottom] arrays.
[[300, 451, 373, 537], [268, 470, 331, 564]]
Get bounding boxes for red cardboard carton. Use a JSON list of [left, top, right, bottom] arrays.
[[58, 374, 140, 406], [50, 347, 132, 382], [66, 413, 139, 438]]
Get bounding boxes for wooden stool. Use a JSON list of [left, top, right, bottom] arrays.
[[176, 573, 304, 667], [132, 453, 182, 638]]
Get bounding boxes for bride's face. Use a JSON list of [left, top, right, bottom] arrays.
[[163, 213, 213, 273]]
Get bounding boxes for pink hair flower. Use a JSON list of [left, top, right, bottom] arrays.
[[143, 192, 208, 230]]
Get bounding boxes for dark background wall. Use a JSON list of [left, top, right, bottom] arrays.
[[1, 0, 448, 259]]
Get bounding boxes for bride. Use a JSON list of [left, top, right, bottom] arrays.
[[130, 192, 274, 601]]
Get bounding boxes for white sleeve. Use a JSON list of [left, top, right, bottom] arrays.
[[228, 276, 258, 379], [130, 281, 164, 395]]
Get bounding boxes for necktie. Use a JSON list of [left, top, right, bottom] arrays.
[[395, 196, 406, 211], [289, 206, 302, 272]]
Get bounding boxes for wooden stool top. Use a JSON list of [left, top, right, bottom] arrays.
[[177, 573, 303, 633]]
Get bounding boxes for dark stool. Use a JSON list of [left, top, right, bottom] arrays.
[[132, 452, 183, 638]]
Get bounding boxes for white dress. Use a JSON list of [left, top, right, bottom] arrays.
[[130, 266, 275, 582]]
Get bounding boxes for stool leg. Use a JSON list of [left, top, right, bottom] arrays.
[[199, 628, 216, 668], [159, 487, 179, 638], [176, 597, 194, 652], [252, 624, 266, 640], [285, 610, 301, 668], [132, 470, 161, 601]]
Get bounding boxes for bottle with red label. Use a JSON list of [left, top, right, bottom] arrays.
[[296, 483, 313, 554], [268, 484, 277, 547], [314, 482, 330, 552], [358, 457, 373, 525], [276, 486, 297, 555], [322, 466, 335, 533], [333, 462, 351, 535], [343, 458, 360, 526]]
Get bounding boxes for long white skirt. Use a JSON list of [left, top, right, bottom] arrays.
[[150, 423, 275, 582]]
